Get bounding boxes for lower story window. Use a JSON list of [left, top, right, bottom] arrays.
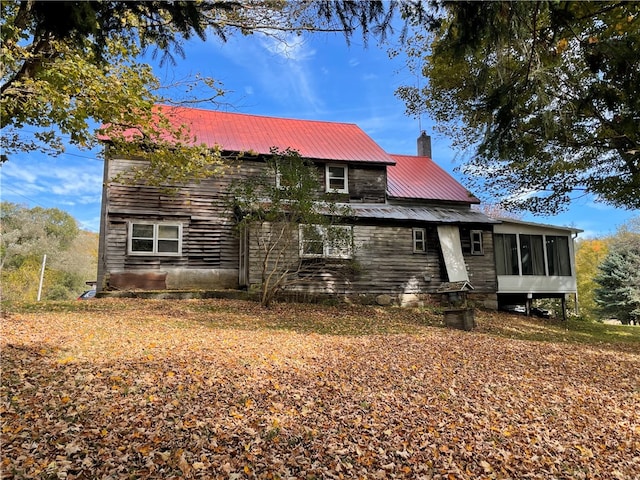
[[546, 235, 571, 276], [300, 224, 353, 259], [129, 222, 182, 256], [495, 233, 519, 275], [495, 232, 572, 276]]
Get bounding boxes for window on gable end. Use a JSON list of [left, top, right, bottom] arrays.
[[325, 164, 348, 193], [275, 166, 299, 190]]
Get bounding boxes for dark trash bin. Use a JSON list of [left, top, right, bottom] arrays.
[[444, 308, 475, 331]]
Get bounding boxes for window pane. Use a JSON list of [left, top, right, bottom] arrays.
[[329, 177, 345, 190], [158, 225, 179, 239], [413, 228, 426, 252], [158, 240, 179, 253], [328, 166, 345, 178], [132, 239, 153, 252], [520, 235, 545, 275], [495, 234, 519, 275], [327, 165, 346, 191], [132, 224, 153, 238], [301, 225, 323, 256], [471, 231, 483, 255], [326, 226, 352, 258], [304, 241, 323, 255], [546, 236, 571, 276]]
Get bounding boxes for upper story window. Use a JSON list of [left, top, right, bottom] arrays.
[[470, 230, 484, 255], [413, 228, 427, 253], [325, 164, 348, 193], [128, 222, 182, 256], [300, 224, 353, 259]]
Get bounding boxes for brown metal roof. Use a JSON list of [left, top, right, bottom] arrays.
[[387, 154, 480, 204], [156, 105, 395, 165]]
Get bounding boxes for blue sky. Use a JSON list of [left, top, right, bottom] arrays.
[[1, 29, 637, 238]]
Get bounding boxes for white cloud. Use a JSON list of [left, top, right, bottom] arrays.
[[1, 161, 38, 183], [1, 157, 102, 205], [78, 214, 101, 232], [49, 169, 102, 197], [212, 33, 323, 111], [584, 199, 616, 211]]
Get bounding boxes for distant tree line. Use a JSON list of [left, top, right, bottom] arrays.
[[576, 217, 640, 324], [0, 202, 97, 301]]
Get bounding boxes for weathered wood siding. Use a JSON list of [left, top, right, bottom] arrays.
[[246, 222, 301, 287], [305, 163, 387, 202], [99, 154, 495, 299], [244, 222, 496, 301], [350, 224, 445, 294], [99, 157, 267, 290], [345, 165, 387, 203], [459, 225, 497, 293], [245, 222, 446, 296]]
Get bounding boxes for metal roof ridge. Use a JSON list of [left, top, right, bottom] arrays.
[[156, 104, 361, 127]]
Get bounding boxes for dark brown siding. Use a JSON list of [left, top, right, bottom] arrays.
[[459, 226, 497, 292], [346, 165, 387, 203]]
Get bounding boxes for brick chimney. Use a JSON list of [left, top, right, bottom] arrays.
[[417, 131, 432, 158]]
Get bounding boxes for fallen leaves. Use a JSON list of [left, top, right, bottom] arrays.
[[1, 299, 639, 479]]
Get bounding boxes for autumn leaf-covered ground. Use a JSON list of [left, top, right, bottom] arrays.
[[2, 299, 639, 479]]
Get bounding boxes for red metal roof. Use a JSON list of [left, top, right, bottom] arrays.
[[103, 106, 480, 203], [152, 105, 395, 165], [387, 154, 480, 204]]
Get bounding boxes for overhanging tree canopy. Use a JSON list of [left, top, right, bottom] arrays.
[[398, 1, 640, 214], [1, 0, 420, 184]]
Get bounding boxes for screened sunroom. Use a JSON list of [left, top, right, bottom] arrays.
[[493, 219, 582, 319]]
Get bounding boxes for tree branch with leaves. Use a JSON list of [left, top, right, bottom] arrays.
[[398, 1, 640, 214], [231, 148, 353, 307], [1, 1, 419, 180]]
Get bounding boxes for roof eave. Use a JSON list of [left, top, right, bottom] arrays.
[[387, 194, 481, 205]]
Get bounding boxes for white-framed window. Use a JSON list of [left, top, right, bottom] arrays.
[[274, 168, 298, 190], [325, 164, 348, 193], [413, 228, 427, 253], [275, 172, 303, 191], [470, 230, 484, 255], [128, 222, 182, 256], [300, 224, 353, 259]]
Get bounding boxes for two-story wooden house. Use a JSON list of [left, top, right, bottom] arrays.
[[97, 106, 579, 310]]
